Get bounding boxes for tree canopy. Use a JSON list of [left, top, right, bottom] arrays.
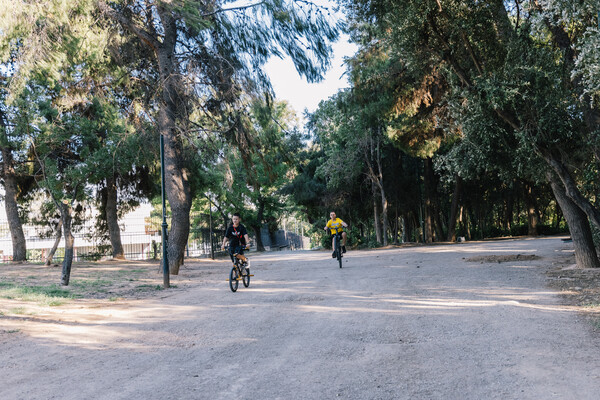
[[2, 0, 600, 280]]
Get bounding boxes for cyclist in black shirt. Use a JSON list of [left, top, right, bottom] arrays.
[[221, 213, 251, 263]]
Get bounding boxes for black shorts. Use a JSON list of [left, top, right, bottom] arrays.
[[228, 245, 245, 262]]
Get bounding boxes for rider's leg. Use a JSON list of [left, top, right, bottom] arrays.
[[331, 235, 336, 258], [341, 232, 347, 253], [233, 245, 247, 263], [234, 247, 248, 271], [235, 253, 247, 263]]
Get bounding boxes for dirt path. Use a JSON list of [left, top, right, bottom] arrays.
[[2, 236, 600, 399]]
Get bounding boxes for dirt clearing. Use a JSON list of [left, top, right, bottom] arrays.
[[2, 236, 600, 399]]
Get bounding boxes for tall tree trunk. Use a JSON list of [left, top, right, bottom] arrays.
[[554, 203, 562, 230], [381, 194, 390, 246], [105, 176, 125, 259], [412, 211, 420, 242], [164, 131, 192, 275], [60, 202, 75, 285], [251, 225, 264, 251], [222, 213, 229, 233], [393, 207, 399, 244], [422, 158, 433, 243], [375, 138, 389, 246], [524, 182, 539, 236], [424, 157, 443, 241], [45, 219, 62, 266], [403, 214, 409, 242], [1, 147, 26, 261], [424, 199, 433, 243], [447, 175, 462, 242], [504, 183, 515, 232], [541, 150, 600, 232], [365, 132, 384, 245], [255, 194, 266, 251], [490, 0, 515, 43], [547, 172, 600, 268], [372, 180, 382, 244], [99, 2, 194, 273], [460, 206, 472, 240], [156, 10, 192, 275], [379, 182, 389, 246]]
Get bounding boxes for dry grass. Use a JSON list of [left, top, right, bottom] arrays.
[[0, 257, 228, 318]]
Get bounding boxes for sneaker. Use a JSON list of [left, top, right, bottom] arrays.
[[342, 246, 346, 253], [332, 251, 336, 258]]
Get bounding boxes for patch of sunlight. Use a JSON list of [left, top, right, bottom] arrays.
[[10, 302, 212, 350], [298, 297, 579, 315]]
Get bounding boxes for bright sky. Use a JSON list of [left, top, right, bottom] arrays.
[[265, 35, 357, 119], [263, 0, 358, 124]]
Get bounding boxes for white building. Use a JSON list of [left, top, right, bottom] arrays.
[[0, 203, 162, 262]]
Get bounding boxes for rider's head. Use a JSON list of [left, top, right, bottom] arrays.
[[330, 211, 336, 220], [232, 213, 241, 226]]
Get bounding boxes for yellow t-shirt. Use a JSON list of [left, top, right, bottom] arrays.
[[326, 218, 345, 234]]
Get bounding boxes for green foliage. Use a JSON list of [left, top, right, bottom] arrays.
[[2, 1, 162, 252], [207, 99, 304, 238], [309, 91, 364, 190], [4, 0, 595, 256], [1, 0, 109, 100], [328, 0, 598, 246]]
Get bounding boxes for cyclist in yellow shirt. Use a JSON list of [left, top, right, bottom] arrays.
[[324, 211, 348, 258]]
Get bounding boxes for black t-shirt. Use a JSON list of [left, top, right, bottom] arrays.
[[225, 224, 247, 247]]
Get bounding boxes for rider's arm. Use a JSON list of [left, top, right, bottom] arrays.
[[244, 234, 250, 248], [324, 220, 330, 231], [342, 220, 348, 228], [221, 237, 228, 249]]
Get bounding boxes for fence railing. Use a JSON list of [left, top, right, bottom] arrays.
[[0, 221, 308, 264], [0, 217, 226, 263]]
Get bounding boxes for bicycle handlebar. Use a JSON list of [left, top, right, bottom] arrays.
[[222, 244, 251, 250]]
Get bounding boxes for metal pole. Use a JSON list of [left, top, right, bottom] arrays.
[[208, 197, 214, 260], [160, 134, 170, 289]]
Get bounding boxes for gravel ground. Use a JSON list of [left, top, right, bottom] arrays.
[[2, 236, 600, 400]]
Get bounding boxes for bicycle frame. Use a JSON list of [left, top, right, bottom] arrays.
[[333, 231, 343, 268], [225, 245, 252, 292]]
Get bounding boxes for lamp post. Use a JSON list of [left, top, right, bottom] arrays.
[[160, 134, 170, 288], [208, 197, 214, 260]]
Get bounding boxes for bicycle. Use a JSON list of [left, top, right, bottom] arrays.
[[332, 230, 344, 268], [225, 246, 253, 292]]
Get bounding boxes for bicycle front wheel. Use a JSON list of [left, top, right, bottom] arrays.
[[229, 266, 239, 292], [336, 235, 342, 268], [242, 267, 250, 288]]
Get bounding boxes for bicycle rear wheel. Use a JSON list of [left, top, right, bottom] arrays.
[[229, 266, 239, 292]]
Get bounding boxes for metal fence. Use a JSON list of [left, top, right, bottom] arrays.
[[0, 213, 225, 263], [0, 213, 309, 264]]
